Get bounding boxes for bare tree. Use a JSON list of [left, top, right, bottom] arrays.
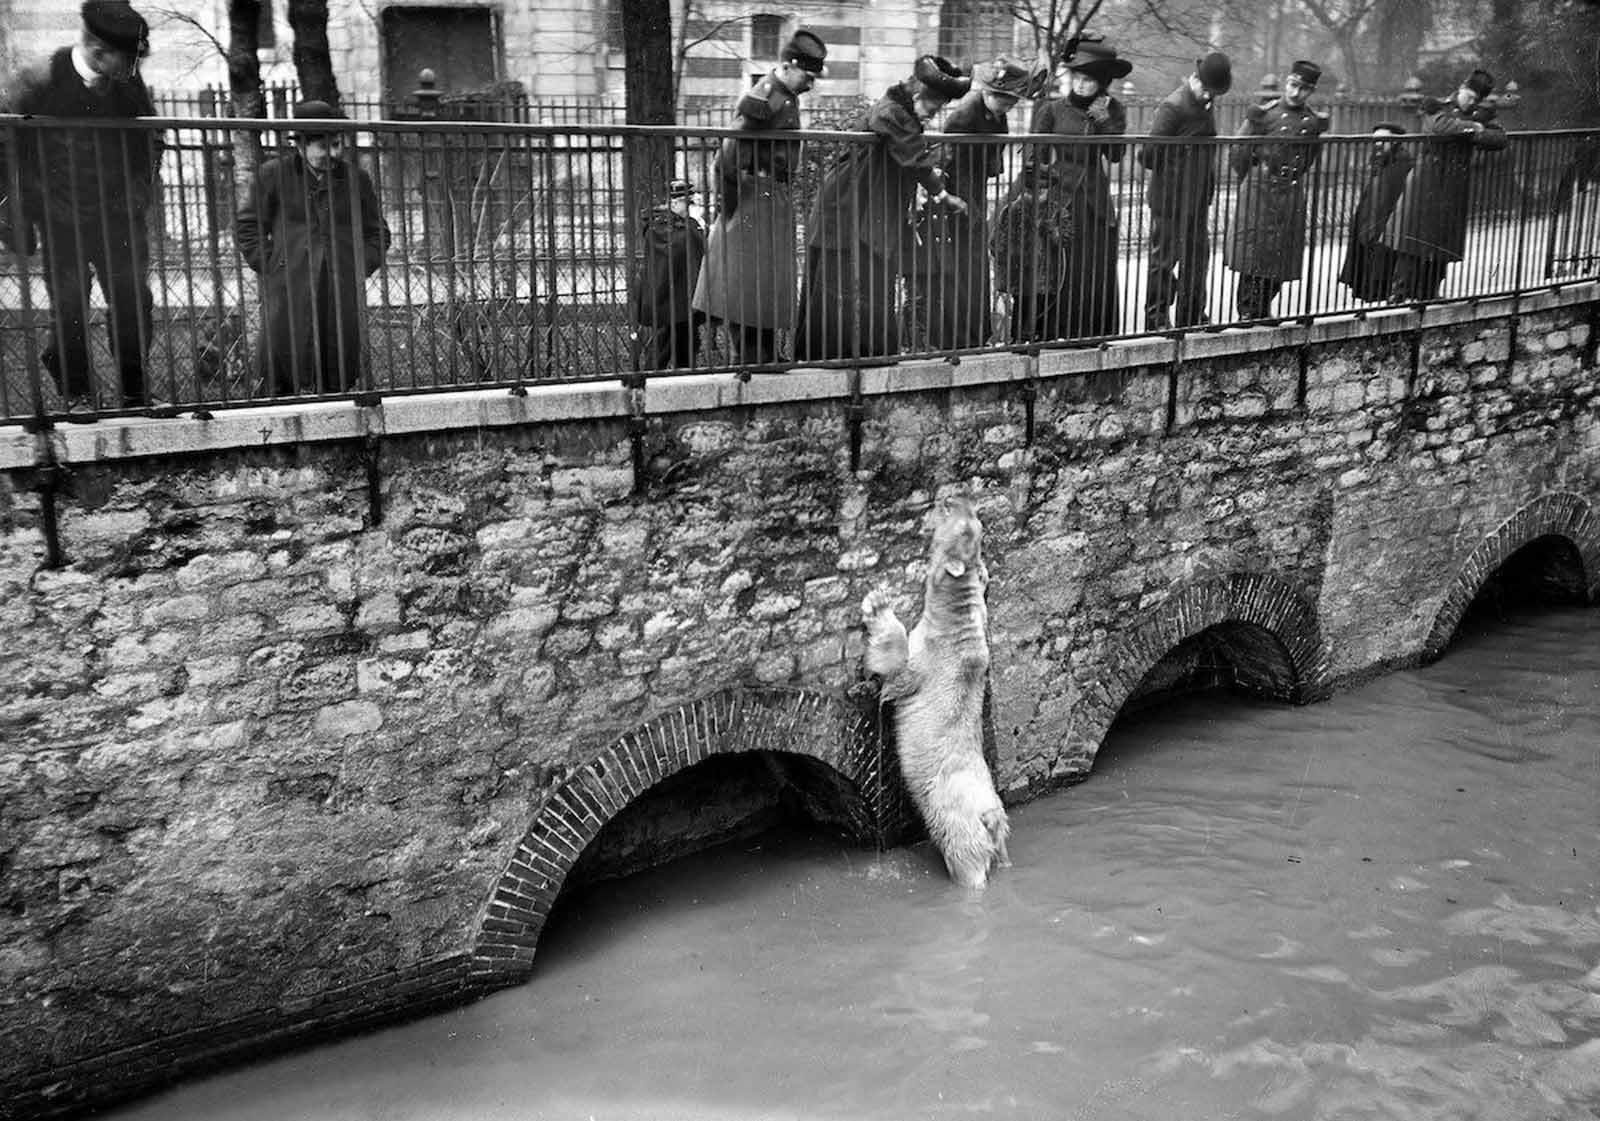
[[287, 0, 341, 105], [673, 8, 759, 108], [1295, 0, 1382, 90], [1012, 0, 1111, 73]]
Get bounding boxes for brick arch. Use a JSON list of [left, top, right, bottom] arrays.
[[468, 688, 895, 985], [1421, 491, 1600, 663], [1070, 573, 1331, 764]]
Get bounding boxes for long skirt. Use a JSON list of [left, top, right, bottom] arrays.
[[796, 242, 899, 362], [905, 210, 993, 350], [692, 183, 796, 330], [1032, 218, 1119, 341]]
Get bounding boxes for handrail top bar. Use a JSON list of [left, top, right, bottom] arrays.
[[1, 113, 1596, 142]]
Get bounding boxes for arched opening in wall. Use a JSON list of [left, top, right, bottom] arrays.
[[536, 751, 873, 962], [1449, 534, 1590, 645], [1123, 621, 1300, 716], [1093, 621, 1299, 774]]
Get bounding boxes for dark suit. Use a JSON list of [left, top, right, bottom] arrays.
[[0, 47, 164, 406], [1139, 82, 1218, 329]]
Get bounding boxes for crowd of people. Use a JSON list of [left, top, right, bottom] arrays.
[[0, 1, 1551, 411], [634, 29, 1517, 369]]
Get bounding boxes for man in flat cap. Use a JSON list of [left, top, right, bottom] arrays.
[[0, 0, 164, 412], [1223, 59, 1329, 321], [691, 27, 826, 366], [234, 100, 392, 397], [1139, 50, 1231, 330], [1379, 68, 1506, 300], [798, 55, 970, 361]]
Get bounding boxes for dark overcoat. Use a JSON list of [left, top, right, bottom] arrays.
[[1381, 102, 1507, 263], [632, 207, 707, 326], [1139, 83, 1218, 217], [235, 152, 391, 394], [692, 70, 805, 329], [806, 84, 948, 263], [1023, 93, 1128, 338], [0, 47, 163, 238], [1223, 98, 1328, 279], [1337, 146, 1415, 299], [908, 95, 1009, 348]]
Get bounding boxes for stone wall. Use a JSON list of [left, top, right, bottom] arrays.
[[2, 286, 1597, 1117]]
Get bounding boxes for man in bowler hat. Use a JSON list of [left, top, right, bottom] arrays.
[[235, 100, 392, 396], [0, 0, 164, 412], [1223, 59, 1329, 321], [1140, 51, 1231, 330], [691, 28, 826, 366]]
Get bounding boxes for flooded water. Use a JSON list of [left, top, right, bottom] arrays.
[[104, 607, 1600, 1120]]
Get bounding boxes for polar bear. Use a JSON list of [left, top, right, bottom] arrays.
[[861, 494, 1010, 888]]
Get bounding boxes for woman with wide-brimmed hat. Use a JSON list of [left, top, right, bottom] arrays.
[[1010, 40, 1133, 341], [799, 55, 971, 361], [905, 55, 1040, 350]]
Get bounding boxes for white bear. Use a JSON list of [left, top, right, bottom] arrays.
[[861, 494, 1010, 888]]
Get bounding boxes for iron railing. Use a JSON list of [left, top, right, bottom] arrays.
[[1, 114, 1596, 424]]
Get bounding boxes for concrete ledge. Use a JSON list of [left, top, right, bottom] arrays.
[[3, 283, 1593, 472]]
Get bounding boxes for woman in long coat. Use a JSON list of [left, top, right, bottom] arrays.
[[235, 104, 390, 396], [1380, 70, 1507, 300], [904, 58, 1035, 350], [1019, 42, 1132, 341], [797, 56, 970, 362], [691, 30, 825, 365]]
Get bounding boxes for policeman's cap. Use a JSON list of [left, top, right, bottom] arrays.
[[1288, 60, 1322, 88], [783, 29, 827, 74]]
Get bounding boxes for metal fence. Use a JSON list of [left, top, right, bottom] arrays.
[[1, 114, 1596, 424]]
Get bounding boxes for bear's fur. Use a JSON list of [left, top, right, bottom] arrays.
[[862, 495, 1011, 888]]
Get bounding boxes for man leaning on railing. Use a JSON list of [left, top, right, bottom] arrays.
[[0, 0, 163, 414]]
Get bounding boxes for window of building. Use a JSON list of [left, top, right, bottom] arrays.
[[750, 13, 785, 61], [603, 0, 626, 52], [937, 0, 1015, 67]]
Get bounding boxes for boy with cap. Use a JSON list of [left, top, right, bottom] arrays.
[[1337, 122, 1414, 301], [235, 100, 392, 396], [0, 0, 164, 411], [631, 178, 708, 369], [1223, 59, 1329, 321], [1139, 50, 1231, 331], [691, 28, 826, 366], [1379, 68, 1506, 301]]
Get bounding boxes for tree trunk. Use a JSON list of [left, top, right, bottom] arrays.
[[622, 0, 675, 235], [1374, 0, 1429, 93], [287, 0, 341, 106], [228, 0, 265, 192]]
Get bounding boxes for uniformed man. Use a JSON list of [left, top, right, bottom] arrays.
[[1223, 59, 1329, 321], [690, 28, 826, 366]]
